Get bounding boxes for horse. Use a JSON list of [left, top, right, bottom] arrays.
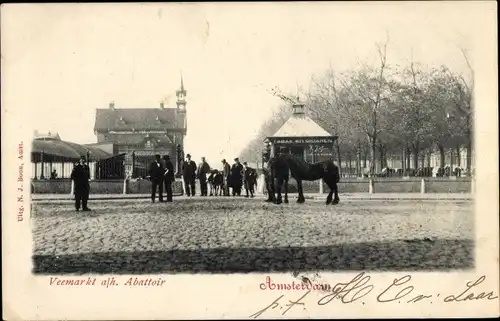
[[208, 169, 224, 196], [265, 154, 340, 205]]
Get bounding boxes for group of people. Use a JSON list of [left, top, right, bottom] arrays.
[[69, 152, 259, 211], [180, 154, 258, 198]]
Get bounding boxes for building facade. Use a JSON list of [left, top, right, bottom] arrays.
[[94, 77, 187, 178], [264, 100, 338, 164]]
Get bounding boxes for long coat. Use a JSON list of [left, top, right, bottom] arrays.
[[229, 163, 244, 188], [149, 161, 165, 182], [164, 159, 175, 182], [71, 163, 90, 193], [182, 160, 197, 180]]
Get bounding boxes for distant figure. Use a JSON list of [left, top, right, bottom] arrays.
[[182, 154, 197, 196], [163, 154, 175, 202], [50, 169, 58, 180], [197, 157, 211, 196], [70, 156, 91, 212], [149, 154, 164, 203], [243, 162, 257, 198], [230, 157, 244, 196], [221, 159, 231, 196]]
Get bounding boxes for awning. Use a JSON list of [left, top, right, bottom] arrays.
[[32, 139, 115, 161]]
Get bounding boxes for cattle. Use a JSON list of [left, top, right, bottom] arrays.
[[208, 169, 224, 196]]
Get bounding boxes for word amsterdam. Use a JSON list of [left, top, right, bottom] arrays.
[[17, 141, 24, 222]]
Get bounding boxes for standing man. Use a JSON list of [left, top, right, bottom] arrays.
[[197, 157, 211, 196], [71, 155, 91, 212], [243, 162, 257, 198], [163, 154, 175, 202], [221, 159, 231, 196], [182, 153, 197, 196], [230, 157, 244, 196], [149, 154, 164, 203]]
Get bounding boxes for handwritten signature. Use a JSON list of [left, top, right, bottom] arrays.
[[250, 273, 498, 318]]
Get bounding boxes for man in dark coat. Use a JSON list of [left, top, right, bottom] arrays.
[[243, 161, 257, 198], [149, 154, 164, 203], [221, 159, 231, 196], [70, 155, 91, 211], [197, 157, 211, 196], [230, 157, 244, 196], [182, 153, 197, 196], [163, 154, 175, 202]]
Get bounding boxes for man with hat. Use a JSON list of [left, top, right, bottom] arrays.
[[149, 154, 165, 203], [182, 153, 197, 196], [243, 161, 257, 198], [197, 156, 211, 196], [163, 154, 175, 202], [230, 157, 244, 196], [70, 155, 91, 211], [221, 159, 231, 196]]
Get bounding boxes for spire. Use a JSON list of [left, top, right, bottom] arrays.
[[176, 73, 187, 97], [292, 81, 305, 116]]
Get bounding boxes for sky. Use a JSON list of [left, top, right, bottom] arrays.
[[2, 2, 488, 166]]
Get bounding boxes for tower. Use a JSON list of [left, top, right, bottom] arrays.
[[175, 74, 187, 133], [175, 75, 187, 178]]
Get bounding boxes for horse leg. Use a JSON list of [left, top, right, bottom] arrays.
[[284, 179, 289, 203], [325, 178, 333, 205], [276, 177, 283, 204], [296, 179, 305, 203], [332, 181, 340, 204]]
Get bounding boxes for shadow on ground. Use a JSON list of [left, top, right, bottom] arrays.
[[33, 239, 473, 274]]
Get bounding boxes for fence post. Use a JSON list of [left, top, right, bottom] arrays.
[[70, 180, 74, 198], [123, 178, 127, 194], [181, 175, 186, 195], [420, 178, 426, 194], [319, 179, 324, 194], [369, 179, 374, 194]]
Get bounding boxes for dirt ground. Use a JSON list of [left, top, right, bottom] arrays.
[[31, 197, 474, 274]]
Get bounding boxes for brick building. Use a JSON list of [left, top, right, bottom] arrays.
[[94, 77, 187, 178]]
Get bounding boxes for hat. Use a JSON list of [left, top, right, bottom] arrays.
[[186, 154, 191, 158], [163, 154, 170, 159], [155, 154, 161, 158], [234, 157, 239, 161], [80, 155, 86, 160], [221, 159, 226, 162], [243, 161, 248, 165]]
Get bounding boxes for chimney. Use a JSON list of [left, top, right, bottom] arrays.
[[109, 101, 115, 110], [160, 102, 164, 109]]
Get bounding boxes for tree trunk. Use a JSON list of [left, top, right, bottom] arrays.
[[406, 147, 411, 170], [348, 156, 352, 177], [402, 148, 406, 173], [336, 142, 342, 177], [450, 149, 454, 170], [413, 142, 419, 169], [369, 136, 376, 176], [420, 150, 425, 168], [356, 144, 362, 177], [378, 143, 384, 169], [427, 152, 431, 167], [363, 152, 367, 169], [438, 144, 445, 168], [456, 145, 461, 167], [465, 120, 472, 176]]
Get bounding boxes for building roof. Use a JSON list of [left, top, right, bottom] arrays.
[[271, 114, 332, 138], [104, 133, 173, 145], [32, 138, 114, 161], [94, 108, 179, 132], [34, 130, 61, 140]]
